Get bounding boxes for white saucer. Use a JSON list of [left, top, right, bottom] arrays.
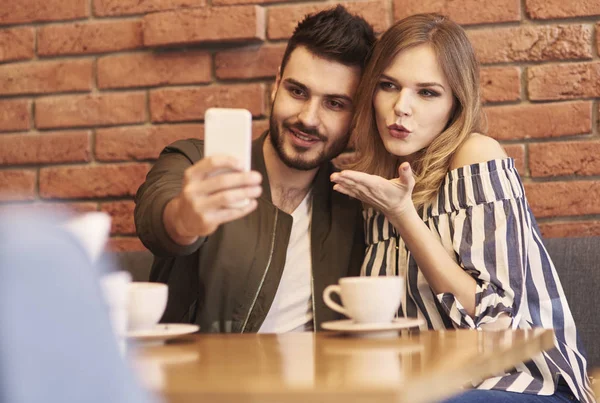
[[127, 324, 199, 343], [322, 317, 424, 337]]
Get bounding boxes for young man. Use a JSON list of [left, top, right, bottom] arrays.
[[134, 5, 376, 333]]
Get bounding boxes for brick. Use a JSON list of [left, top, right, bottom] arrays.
[[538, 221, 600, 239], [394, 0, 520, 25], [101, 201, 135, 235], [485, 101, 592, 141], [107, 237, 146, 252], [94, 0, 206, 17], [529, 141, 600, 178], [216, 44, 284, 80], [0, 99, 30, 133], [39, 163, 149, 199], [480, 67, 521, 104], [253, 120, 269, 138], [143, 6, 265, 47], [0, 0, 88, 26], [97, 51, 211, 89], [38, 20, 142, 57], [95, 124, 203, 161], [597, 23, 600, 56], [44, 202, 98, 214], [0, 27, 34, 62], [0, 131, 90, 166], [525, 0, 600, 19], [35, 92, 146, 129], [0, 170, 36, 201], [502, 144, 525, 174], [0, 60, 92, 96], [468, 24, 592, 65], [213, 0, 285, 5], [528, 62, 600, 101], [268, 1, 389, 40], [525, 181, 600, 218], [150, 84, 266, 123]]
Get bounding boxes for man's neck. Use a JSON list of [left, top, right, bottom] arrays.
[[263, 137, 318, 215]]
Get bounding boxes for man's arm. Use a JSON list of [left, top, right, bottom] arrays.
[[162, 196, 201, 247], [134, 140, 263, 257], [134, 143, 203, 257]]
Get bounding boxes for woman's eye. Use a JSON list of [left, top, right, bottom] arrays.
[[378, 81, 397, 91], [420, 89, 440, 97]]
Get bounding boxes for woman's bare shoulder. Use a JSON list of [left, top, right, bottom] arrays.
[[449, 133, 508, 170]]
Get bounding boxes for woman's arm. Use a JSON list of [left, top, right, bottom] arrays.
[[387, 202, 478, 315], [331, 134, 512, 324]]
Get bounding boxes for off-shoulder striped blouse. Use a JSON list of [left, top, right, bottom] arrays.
[[361, 158, 595, 402]]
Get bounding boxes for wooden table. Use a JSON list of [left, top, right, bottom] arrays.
[[592, 369, 600, 399], [132, 329, 555, 403]]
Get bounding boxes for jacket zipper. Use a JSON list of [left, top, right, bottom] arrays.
[[241, 210, 279, 333], [311, 270, 316, 332]]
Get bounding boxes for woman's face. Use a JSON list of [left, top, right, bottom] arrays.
[[373, 44, 455, 161]]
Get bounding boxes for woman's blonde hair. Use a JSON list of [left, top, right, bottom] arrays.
[[347, 13, 485, 208]]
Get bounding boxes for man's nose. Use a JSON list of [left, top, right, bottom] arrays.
[[298, 99, 321, 129]]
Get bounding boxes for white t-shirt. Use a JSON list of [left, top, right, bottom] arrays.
[[258, 192, 314, 333]]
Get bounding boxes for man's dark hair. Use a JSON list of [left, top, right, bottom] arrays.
[[279, 5, 376, 75]]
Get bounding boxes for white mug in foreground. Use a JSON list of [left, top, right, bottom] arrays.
[[323, 276, 403, 324], [127, 282, 168, 331]]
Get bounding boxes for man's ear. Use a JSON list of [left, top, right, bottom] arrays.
[[271, 67, 281, 103]]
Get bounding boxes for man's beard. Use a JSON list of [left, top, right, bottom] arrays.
[[268, 113, 349, 171]]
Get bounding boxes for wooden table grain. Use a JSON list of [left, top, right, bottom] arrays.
[[132, 328, 555, 403]]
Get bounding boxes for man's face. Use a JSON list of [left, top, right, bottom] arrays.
[[269, 46, 361, 171]]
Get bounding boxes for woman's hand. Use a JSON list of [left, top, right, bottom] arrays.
[[330, 162, 416, 219]]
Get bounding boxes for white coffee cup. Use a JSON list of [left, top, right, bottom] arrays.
[[127, 282, 168, 331], [323, 276, 403, 324]]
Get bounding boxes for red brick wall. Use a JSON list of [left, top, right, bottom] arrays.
[[0, 0, 599, 250]]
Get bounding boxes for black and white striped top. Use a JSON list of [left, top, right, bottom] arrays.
[[361, 158, 595, 402]]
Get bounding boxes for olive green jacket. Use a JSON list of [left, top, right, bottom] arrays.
[[134, 134, 365, 332]]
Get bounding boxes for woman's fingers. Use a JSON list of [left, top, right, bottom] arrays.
[[332, 184, 351, 196], [397, 162, 415, 188]]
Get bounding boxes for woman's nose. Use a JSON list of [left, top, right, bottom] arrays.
[[393, 90, 412, 117]]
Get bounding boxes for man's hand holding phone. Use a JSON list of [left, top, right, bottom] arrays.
[[165, 156, 262, 245], [164, 108, 257, 246]]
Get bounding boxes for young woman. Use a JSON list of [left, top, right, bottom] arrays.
[[330, 13, 594, 403]]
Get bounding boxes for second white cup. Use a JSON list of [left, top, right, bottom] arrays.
[[127, 282, 168, 331], [323, 276, 403, 324]]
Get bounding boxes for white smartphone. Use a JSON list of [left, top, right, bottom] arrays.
[[204, 107, 253, 207]]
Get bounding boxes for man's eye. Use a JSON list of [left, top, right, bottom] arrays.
[[327, 100, 345, 110], [290, 88, 306, 97]]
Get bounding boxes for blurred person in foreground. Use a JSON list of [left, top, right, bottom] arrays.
[[0, 211, 154, 403]]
